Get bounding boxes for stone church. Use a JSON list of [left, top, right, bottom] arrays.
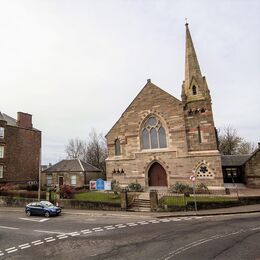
[[106, 23, 224, 192]]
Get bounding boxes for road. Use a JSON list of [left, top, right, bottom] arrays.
[[0, 209, 260, 260]]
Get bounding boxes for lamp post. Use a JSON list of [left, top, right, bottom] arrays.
[[190, 175, 197, 213]]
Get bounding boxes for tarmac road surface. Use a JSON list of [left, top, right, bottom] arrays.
[[0, 209, 260, 260]]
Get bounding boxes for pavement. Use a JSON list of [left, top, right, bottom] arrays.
[[1, 204, 260, 218]]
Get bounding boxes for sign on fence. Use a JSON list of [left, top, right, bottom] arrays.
[[89, 179, 111, 191]]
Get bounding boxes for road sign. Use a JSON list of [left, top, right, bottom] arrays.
[[190, 175, 196, 182]]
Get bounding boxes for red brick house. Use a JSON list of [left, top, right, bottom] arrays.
[[0, 112, 41, 185]]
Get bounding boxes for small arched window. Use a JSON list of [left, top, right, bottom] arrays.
[[141, 116, 167, 150], [192, 85, 197, 95], [115, 139, 121, 155]]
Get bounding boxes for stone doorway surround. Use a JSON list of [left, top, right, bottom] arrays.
[[148, 162, 168, 186]]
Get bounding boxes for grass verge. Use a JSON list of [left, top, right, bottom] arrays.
[[73, 191, 121, 204]]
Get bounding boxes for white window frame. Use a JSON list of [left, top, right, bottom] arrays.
[[70, 175, 76, 186], [0, 127, 4, 138], [46, 175, 52, 186], [0, 146, 4, 158], [0, 165, 3, 178]]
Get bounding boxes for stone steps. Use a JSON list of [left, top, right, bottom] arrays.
[[128, 198, 151, 212]]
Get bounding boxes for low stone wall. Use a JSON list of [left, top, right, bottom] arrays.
[[59, 199, 121, 211], [0, 196, 121, 211], [0, 196, 32, 207]]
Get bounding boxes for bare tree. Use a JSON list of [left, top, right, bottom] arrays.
[[218, 126, 256, 155], [65, 130, 108, 176], [85, 129, 108, 174], [65, 138, 87, 159]]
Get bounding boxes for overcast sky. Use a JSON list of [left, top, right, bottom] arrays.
[[0, 0, 259, 164]]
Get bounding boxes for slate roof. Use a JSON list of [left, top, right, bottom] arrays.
[[0, 112, 17, 126], [221, 155, 251, 167], [42, 159, 101, 173], [0, 111, 39, 130]]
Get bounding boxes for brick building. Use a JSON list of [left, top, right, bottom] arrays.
[[0, 111, 41, 184], [106, 23, 224, 192]]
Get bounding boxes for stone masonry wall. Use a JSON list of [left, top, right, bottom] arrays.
[[245, 150, 260, 187]]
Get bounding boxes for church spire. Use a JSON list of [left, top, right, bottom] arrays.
[[185, 23, 202, 87], [182, 23, 210, 103]]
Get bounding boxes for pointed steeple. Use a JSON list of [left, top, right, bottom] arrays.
[[185, 23, 202, 87], [182, 23, 210, 103]]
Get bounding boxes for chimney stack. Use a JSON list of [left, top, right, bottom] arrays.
[[17, 112, 32, 129]]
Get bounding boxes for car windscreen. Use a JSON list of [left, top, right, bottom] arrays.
[[41, 201, 54, 207]]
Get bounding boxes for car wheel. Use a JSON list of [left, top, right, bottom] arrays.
[[26, 210, 31, 217], [44, 211, 50, 218]]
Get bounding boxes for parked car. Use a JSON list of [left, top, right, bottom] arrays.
[[25, 201, 61, 217]]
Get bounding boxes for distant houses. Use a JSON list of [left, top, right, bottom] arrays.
[[0, 112, 41, 185]]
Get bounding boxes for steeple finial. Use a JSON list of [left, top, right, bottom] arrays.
[[185, 18, 188, 26]]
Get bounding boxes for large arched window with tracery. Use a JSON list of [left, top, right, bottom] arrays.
[[141, 116, 167, 149]]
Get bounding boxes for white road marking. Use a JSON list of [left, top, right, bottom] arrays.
[[20, 245, 31, 249], [7, 249, 18, 254], [149, 220, 160, 223], [0, 253, 4, 256], [104, 226, 114, 228], [57, 234, 68, 238], [104, 227, 115, 230], [94, 229, 104, 232], [0, 225, 19, 230], [69, 232, 80, 236], [82, 230, 93, 234], [34, 230, 65, 234], [171, 218, 182, 221], [80, 229, 90, 232], [5, 247, 16, 251], [34, 241, 44, 245], [127, 223, 138, 226], [46, 239, 56, 242], [251, 227, 260, 231], [44, 237, 53, 240], [58, 236, 68, 239], [19, 218, 49, 223], [32, 240, 42, 244], [92, 227, 102, 230], [160, 219, 171, 222], [19, 243, 30, 248], [117, 225, 126, 228]]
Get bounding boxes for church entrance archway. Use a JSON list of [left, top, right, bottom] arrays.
[[148, 162, 167, 186]]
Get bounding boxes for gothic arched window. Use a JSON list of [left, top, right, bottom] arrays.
[[115, 139, 121, 155], [192, 85, 197, 95], [141, 116, 167, 150]]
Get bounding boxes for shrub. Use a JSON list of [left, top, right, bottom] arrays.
[[196, 183, 210, 194], [128, 181, 143, 192], [59, 185, 75, 199], [111, 180, 121, 195], [169, 182, 193, 195]]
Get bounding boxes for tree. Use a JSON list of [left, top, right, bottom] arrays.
[[218, 126, 256, 155], [85, 129, 108, 174], [65, 138, 87, 159], [64, 129, 108, 175]]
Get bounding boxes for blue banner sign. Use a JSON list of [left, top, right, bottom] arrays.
[[96, 179, 105, 190]]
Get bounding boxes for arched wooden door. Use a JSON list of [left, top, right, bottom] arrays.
[[148, 162, 167, 186]]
